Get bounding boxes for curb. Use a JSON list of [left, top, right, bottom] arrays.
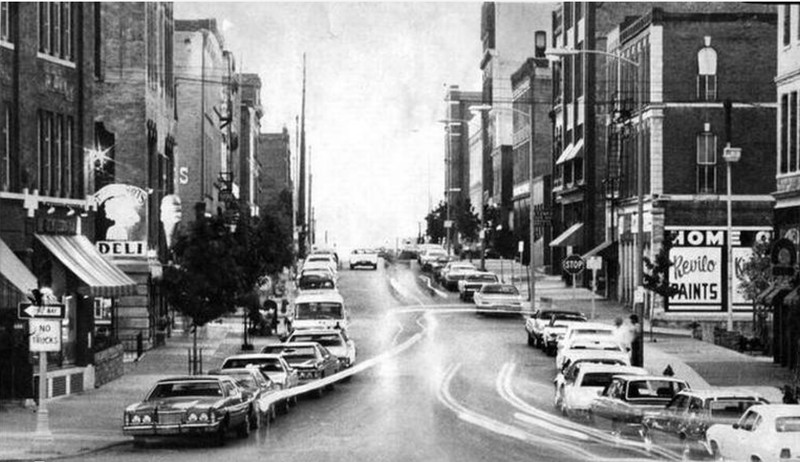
[[0, 439, 129, 461]]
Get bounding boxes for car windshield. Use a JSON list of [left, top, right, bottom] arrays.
[[289, 334, 344, 347], [262, 346, 318, 364], [709, 399, 761, 418], [148, 381, 223, 399], [298, 276, 335, 290], [482, 285, 518, 295], [574, 329, 613, 337], [221, 357, 282, 372], [775, 416, 800, 432], [579, 372, 617, 388], [221, 372, 256, 389], [551, 313, 587, 322], [295, 302, 343, 319], [627, 380, 685, 399]]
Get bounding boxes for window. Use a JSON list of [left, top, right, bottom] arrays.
[[697, 37, 717, 101], [782, 93, 790, 174], [1, 103, 9, 191], [38, 2, 72, 60], [792, 92, 798, 172], [575, 2, 583, 21], [1, 2, 12, 43], [38, 110, 72, 197], [576, 42, 584, 98], [563, 2, 572, 30], [697, 130, 717, 194], [784, 5, 791, 47]]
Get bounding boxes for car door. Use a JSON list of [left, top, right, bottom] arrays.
[[657, 394, 688, 433], [592, 380, 621, 423], [223, 380, 247, 426], [318, 345, 338, 375], [725, 409, 760, 458]]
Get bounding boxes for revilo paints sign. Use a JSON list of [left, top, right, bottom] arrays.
[[665, 227, 770, 313]]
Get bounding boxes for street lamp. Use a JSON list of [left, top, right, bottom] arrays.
[[723, 144, 741, 332], [546, 46, 644, 366], [470, 103, 537, 305]]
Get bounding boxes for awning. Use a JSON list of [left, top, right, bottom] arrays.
[[549, 223, 584, 247], [0, 237, 38, 295], [583, 239, 614, 259], [35, 234, 137, 297], [555, 143, 574, 165]]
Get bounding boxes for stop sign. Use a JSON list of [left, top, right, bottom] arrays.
[[562, 254, 586, 275]]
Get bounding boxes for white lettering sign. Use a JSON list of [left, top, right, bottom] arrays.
[[96, 241, 147, 257], [179, 167, 189, 185], [733, 246, 753, 306], [669, 246, 722, 311], [29, 319, 62, 352]]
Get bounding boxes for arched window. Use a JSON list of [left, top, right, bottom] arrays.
[[697, 36, 717, 101]]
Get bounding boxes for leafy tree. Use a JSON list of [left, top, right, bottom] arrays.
[[643, 231, 680, 298], [738, 236, 773, 302], [425, 201, 447, 244], [454, 198, 481, 242]]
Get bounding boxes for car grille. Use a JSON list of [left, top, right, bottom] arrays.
[[157, 412, 183, 425]]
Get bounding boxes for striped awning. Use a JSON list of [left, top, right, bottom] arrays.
[[0, 237, 38, 295], [35, 234, 137, 297], [549, 223, 584, 248]]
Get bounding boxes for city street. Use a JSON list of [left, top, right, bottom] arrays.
[[72, 263, 684, 462]]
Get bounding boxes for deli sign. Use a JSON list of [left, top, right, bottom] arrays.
[[96, 240, 146, 257], [666, 227, 771, 313]]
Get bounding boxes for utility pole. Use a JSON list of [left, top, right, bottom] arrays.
[[298, 53, 307, 258]]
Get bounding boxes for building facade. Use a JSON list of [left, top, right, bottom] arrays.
[[239, 73, 262, 217], [481, 2, 553, 257], [257, 129, 292, 218], [93, 2, 177, 353], [604, 7, 777, 325], [0, 3, 137, 400]]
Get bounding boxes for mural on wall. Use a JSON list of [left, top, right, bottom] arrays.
[[94, 184, 148, 257], [666, 227, 772, 313]]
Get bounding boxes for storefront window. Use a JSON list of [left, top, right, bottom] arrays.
[[93, 297, 116, 351]]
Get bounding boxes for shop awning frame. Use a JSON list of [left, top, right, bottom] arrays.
[[35, 234, 137, 298], [582, 239, 614, 259], [0, 237, 38, 295], [549, 223, 584, 248]]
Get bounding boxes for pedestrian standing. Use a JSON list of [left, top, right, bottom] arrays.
[[629, 314, 641, 364], [614, 316, 634, 354]]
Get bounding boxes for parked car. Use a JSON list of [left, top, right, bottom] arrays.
[[122, 375, 252, 446], [309, 248, 340, 268], [705, 404, 800, 462], [555, 322, 617, 363], [286, 329, 356, 370], [473, 283, 523, 315], [525, 309, 587, 351], [554, 354, 632, 394], [296, 271, 337, 292], [292, 290, 348, 331], [431, 255, 459, 281], [642, 389, 768, 450], [419, 247, 448, 271], [349, 249, 379, 270], [208, 367, 278, 428], [303, 256, 338, 276], [458, 272, 499, 301], [218, 353, 299, 411], [260, 341, 340, 398], [442, 262, 477, 291], [590, 375, 690, 437], [556, 337, 629, 371], [554, 363, 647, 419], [299, 266, 338, 283]]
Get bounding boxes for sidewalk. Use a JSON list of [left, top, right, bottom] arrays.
[[500, 263, 792, 404], [0, 314, 281, 461]]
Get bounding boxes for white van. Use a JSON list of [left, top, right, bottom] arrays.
[[292, 290, 348, 331]]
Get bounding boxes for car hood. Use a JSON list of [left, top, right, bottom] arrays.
[[126, 397, 224, 413], [566, 387, 604, 407], [287, 359, 321, 369], [477, 294, 521, 302], [326, 345, 347, 358]]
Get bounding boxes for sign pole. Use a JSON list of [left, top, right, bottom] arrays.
[[591, 268, 597, 320], [31, 351, 54, 453]]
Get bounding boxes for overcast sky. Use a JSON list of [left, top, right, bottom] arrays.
[[176, 2, 485, 250]]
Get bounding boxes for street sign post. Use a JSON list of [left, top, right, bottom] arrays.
[[18, 303, 65, 319], [29, 319, 62, 352], [586, 257, 602, 320], [562, 254, 586, 301]]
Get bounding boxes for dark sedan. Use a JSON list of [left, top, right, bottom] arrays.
[[261, 341, 340, 398], [123, 375, 251, 446]]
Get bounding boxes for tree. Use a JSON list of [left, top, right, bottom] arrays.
[[643, 231, 680, 298], [454, 198, 481, 243], [425, 201, 447, 244], [738, 236, 772, 302]]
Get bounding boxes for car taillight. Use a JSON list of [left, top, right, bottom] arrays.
[[780, 448, 791, 459]]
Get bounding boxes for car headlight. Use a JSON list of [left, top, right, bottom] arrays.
[[188, 413, 198, 422], [142, 415, 152, 424], [131, 415, 142, 424], [198, 413, 209, 422]]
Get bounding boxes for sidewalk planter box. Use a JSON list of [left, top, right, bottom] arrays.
[[93, 344, 124, 387]]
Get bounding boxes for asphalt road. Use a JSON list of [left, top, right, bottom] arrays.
[[77, 262, 691, 462]]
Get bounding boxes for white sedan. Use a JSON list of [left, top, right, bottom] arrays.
[[555, 363, 647, 418], [706, 404, 800, 462], [473, 283, 523, 315], [286, 329, 356, 369], [556, 336, 628, 372]]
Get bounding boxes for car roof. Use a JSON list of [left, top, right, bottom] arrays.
[[577, 364, 647, 375], [223, 353, 284, 361], [612, 375, 689, 384], [210, 368, 258, 375], [268, 341, 319, 348], [746, 404, 800, 418], [675, 389, 767, 400], [288, 329, 343, 337], [294, 291, 345, 303], [568, 322, 614, 330], [540, 310, 586, 317], [158, 375, 226, 383]]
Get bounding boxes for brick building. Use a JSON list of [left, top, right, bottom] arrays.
[[443, 85, 481, 252], [480, 2, 552, 257], [93, 2, 177, 353], [770, 5, 800, 370], [257, 129, 292, 219], [0, 3, 137, 400], [510, 56, 553, 272], [174, 19, 237, 227], [603, 7, 776, 325], [238, 73, 263, 217]]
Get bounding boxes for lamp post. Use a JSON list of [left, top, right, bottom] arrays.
[[546, 46, 643, 366], [471, 103, 537, 305], [723, 144, 741, 331]]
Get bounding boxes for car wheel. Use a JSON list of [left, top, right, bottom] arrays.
[[249, 406, 260, 430], [215, 419, 228, 446], [237, 412, 251, 438], [709, 441, 722, 461], [750, 457, 762, 462]]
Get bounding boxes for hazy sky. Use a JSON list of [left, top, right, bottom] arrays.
[[176, 2, 484, 249]]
